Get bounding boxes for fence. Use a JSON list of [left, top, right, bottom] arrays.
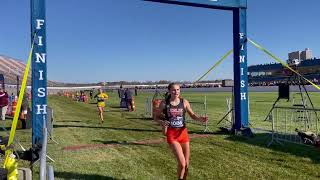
[[145, 98, 153, 118], [268, 105, 320, 146], [145, 96, 209, 132], [46, 106, 58, 144], [40, 120, 55, 180], [186, 96, 209, 132]]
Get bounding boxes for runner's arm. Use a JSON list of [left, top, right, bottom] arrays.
[[103, 94, 108, 100], [184, 99, 208, 122], [154, 101, 169, 127]]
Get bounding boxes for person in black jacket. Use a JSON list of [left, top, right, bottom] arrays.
[[134, 86, 138, 96], [125, 88, 135, 111], [118, 85, 126, 108]]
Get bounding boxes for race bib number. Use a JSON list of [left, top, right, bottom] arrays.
[[170, 116, 184, 128]]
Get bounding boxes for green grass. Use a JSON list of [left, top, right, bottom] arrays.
[[2, 91, 320, 179]]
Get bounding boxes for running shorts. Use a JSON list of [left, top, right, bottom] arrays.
[[97, 102, 106, 107], [166, 127, 189, 144]]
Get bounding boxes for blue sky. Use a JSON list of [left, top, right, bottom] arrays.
[[0, 0, 319, 83]]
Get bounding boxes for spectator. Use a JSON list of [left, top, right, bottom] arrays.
[[118, 86, 126, 108], [135, 86, 138, 96], [9, 93, 14, 103], [125, 88, 135, 111], [0, 88, 9, 120], [89, 89, 94, 99], [75, 91, 80, 101], [20, 92, 29, 120]]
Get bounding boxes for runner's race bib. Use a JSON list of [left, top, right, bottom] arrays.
[[170, 116, 184, 128]]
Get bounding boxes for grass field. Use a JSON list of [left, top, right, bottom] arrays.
[[2, 91, 320, 179]]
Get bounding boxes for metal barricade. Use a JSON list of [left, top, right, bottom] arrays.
[[268, 105, 320, 146], [144, 98, 153, 118], [186, 96, 209, 132], [145, 96, 209, 132], [46, 106, 58, 144], [40, 118, 55, 180], [46, 107, 53, 137], [47, 165, 54, 180]]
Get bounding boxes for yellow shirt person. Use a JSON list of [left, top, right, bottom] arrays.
[[95, 89, 108, 124], [96, 92, 108, 107]]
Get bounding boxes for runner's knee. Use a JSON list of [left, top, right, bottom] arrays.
[[178, 160, 186, 169]]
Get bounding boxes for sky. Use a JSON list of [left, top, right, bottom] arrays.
[[0, 0, 319, 83]]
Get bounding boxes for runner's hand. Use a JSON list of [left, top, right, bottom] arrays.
[[200, 116, 208, 122], [161, 120, 170, 127]]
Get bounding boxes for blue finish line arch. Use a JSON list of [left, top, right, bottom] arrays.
[[30, 0, 249, 149]]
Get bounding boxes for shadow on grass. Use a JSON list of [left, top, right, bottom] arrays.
[[0, 127, 11, 131], [58, 120, 81, 123], [4, 116, 13, 120], [254, 100, 278, 103], [53, 124, 161, 133], [126, 117, 153, 121], [55, 171, 117, 180], [109, 109, 128, 112], [188, 130, 215, 135], [92, 140, 149, 146], [109, 105, 122, 109], [224, 132, 320, 164]]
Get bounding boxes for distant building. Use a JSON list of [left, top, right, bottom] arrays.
[[300, 48, 312, 60], [288, 51, 300, 62], [288, 48, 313, 64], [222, 79, 234, 87], [248, 48, 320, 86]]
